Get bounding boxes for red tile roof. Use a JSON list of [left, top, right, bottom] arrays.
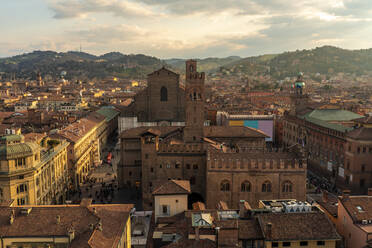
[[152, 180, 191, 195], [258, 212, 340, 241], [340, 195, 372, 222]]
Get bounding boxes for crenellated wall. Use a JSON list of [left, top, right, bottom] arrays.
[[157, 143, 205, 154]]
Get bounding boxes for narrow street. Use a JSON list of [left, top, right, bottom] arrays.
[[68, 134, 142, 208]]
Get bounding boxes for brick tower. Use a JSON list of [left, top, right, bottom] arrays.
[[184, 60, 205, 143]]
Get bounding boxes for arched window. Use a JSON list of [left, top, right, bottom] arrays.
[[220, 180, 230, 192], [282, 181, 293, 193], [262, 181, 272, 192], [160, 87, 168, 101], [190, 65, 194, 72], [241, 181, 251, 192]]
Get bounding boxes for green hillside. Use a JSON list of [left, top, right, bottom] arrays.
[[1, 46, 372, 80]]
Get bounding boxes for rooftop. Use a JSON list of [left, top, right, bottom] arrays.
[[258, 212, 340, 241], [0, 203, 133, 248], [152, 180, 191, 195]]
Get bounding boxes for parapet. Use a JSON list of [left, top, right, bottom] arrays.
[[207, 149, 306, 171], [157, 143, 205, 154]]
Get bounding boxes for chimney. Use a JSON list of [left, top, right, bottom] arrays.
[[342, 190, 351, 200], [322, 190, 328, 203], [266, 223, 272, 239], [239, 200, 252, 218], [368, 188, 372, 196], [56, 215, 61, 224]]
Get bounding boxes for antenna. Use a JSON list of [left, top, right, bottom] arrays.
[[80, 43, 82, 53]]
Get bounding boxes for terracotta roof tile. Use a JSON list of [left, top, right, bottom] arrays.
[[258, 212, 340, 241], [152, 180, 191, 195], [340, 196, 372, 222]]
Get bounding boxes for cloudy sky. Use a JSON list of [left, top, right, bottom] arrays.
[[1, 0, 372, 58]]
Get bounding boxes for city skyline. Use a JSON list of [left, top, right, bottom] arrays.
[[1, 0, 372, 58]]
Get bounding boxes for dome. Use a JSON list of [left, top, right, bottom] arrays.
[[0, 135, 40, 160]]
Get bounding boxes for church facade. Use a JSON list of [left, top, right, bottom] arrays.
[[118, 61, 306, 210]]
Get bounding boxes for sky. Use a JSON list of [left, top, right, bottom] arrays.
[[0, 0, 372, 58]]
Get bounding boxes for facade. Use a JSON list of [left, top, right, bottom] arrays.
[[206, 146, 306, 209], [53, 113, 105, 188], [118, 67, 186, 133], [152, 180, 190, 222], [283, 74, 371, 193], [119, 61, 307, 211], [0, 201, 133, 248], [336, 190, 372, 248], [0, 134, 69, 206], [217, 112, 275, 142]]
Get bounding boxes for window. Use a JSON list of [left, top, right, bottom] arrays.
[[241, 181, 251, 192], [17, 197, 27, 205], [159, 164, 162, 168], [283, 242, 291, 247], [162, 205, 169, 215], [193, 164, 198, 170], [363, 147, 366, 153], [17, 184, 28, 193], [129, 171, 132, 176], [145, 154, 149, 159], [360, 179, 365, 187], [272, 242, 278, 247], [175, 163, 180, 169], [317, 241, 325, 246], [160, 87, 168, 101], [262, 181, 272, 192], [166, 163, 171, 169], [149, 182, 152, 187], [357, 147, 360, 154], [0, 188, 3, 199], [361, 164, 365, 172], [190, 176, 196, 185], [300, 241, 308, 246], [186, 164, 190, 169], [282, 181, 293, 193], [16, 158, 25, 167], [220, 180, 230, 192]]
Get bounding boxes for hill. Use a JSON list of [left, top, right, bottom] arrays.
[[220, 46, 372, 79], [0, 51, 165, 80], [165, 56, 241, 73], [1, 46, 372, 80]]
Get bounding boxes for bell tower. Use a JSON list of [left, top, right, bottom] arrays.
[[290, 72, 309, 115], [184, 60, 205, 143]]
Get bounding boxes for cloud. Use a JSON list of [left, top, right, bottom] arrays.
[[48, 0, 156, 19]]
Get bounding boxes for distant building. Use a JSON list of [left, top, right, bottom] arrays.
[[336, 190, 372, 248], [0, 134, 69, 205], [217, 112, 275, 142], [118, 67, 186, 133], [119, 61, 307, 210], [0, 200, 133, 248], [283, 74, 371, 193]]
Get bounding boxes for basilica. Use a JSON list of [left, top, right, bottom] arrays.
[[118, 60, 306, 210]]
